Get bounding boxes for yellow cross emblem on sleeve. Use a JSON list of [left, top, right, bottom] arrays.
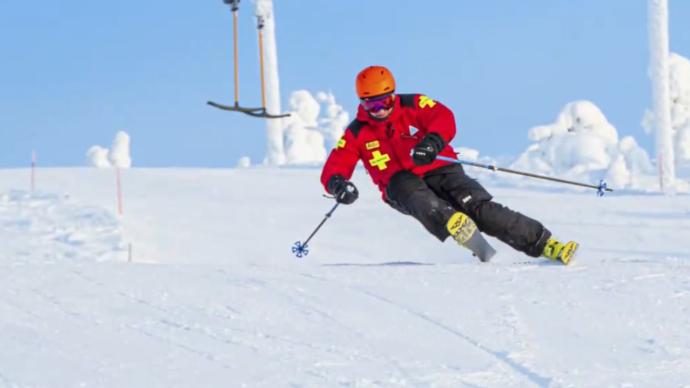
[[369, 150, 391, 171], [418, 95, 437, 109]]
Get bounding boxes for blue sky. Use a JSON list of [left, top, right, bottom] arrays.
[[1, 1, 689, 167]]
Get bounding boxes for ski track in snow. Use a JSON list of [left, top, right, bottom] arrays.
[[299, 271, 552, 386], [69, 269, 245, 369], [259, 271, 420, 385], [0, 168, 689, 387]]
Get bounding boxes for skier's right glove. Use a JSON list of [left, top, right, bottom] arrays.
[[412, 133, 445, 166], [327, 175, 359, 205]]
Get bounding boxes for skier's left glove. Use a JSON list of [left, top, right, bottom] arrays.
[[412, 133, 445, 166], [327, 175, 359, 205]]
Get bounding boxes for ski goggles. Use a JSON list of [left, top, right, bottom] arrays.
[[360, 93, 395, 113]]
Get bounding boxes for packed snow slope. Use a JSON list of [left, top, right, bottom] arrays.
[[1, 167, 689, 387]]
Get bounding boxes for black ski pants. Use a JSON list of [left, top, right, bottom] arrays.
[[385, 164, 549, 257]]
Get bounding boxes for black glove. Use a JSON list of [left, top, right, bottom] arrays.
[[327, 175, 359, 205], [412, 133, 445, 166]]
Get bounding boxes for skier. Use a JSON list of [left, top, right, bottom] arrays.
[[320, 65, 578, 264]]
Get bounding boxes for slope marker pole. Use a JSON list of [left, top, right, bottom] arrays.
[[31, 151, 36, 192]]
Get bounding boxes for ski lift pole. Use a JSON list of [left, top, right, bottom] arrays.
[[223, 0, 241, 106], [436, 155, 614, 196], [292, 202, 340, 258], [256, 15, 268, 110], [209, 0, 289, 119], [232, 2, 240, 105]]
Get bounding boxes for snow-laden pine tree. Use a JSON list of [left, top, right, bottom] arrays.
[[647, 0, 676, 192]]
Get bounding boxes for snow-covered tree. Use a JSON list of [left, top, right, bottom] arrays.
[[644, 53, 690, 167], [87, 146, 111, 168], [109, 131, 131, 168], [256, 0, 286, 166], [514, 101, 654, 189], [316, 91, 350, 150], [283, 90, 349, 165], [86, 131, 132, 168], [284, 90, 326, 164], [647, 0, 675, 191]]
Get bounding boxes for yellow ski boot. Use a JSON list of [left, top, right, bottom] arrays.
[[446, 212, 496, 262], [542, 238, 578, 265]]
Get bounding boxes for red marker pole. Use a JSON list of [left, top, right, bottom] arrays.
[[31, 151, 36, 192], [116, 167, 123, 215]]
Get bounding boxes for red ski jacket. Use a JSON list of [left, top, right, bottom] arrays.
[[320, 93, 459, 199]]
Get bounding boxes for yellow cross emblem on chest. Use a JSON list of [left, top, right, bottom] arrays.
[[369, 150, 391, 171]]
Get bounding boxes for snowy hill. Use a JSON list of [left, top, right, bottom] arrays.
[[1, 167, 689, 387]]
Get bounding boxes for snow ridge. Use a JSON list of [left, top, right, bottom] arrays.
[[0, 190, 126, 263]]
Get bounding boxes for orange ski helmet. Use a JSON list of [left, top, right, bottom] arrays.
[[355, 65, 396, 99]]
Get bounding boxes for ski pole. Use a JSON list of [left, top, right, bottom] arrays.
[[292, 202, 340, 258], [436, 155, 613, 196]]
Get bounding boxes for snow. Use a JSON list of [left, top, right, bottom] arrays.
[[644, 52, 690, 167], [284, 90, 326, 164], [237, 156, 251, 168], [255, 0, 349, 166], [455, 147, 481, 161], [1, 167, 689, 387], [255, 0, 287, 166], [316, 91, 350, 150], [517, 101, 619, 173], [86, 131, 132, 169], [669, 53, 690, 163], [511, 100, 687, 192], [109, 131, 132, 168], [283, 90, 350, 165], [647, 0, 676, 191], [0, 189, 125, 264], [87, 146, 111, 168]]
